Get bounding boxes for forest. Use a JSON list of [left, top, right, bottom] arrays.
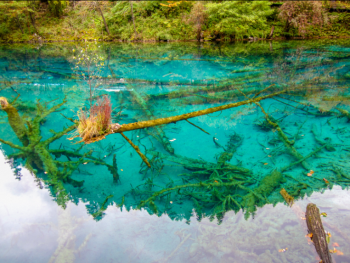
[[1, 0, 350, 43]]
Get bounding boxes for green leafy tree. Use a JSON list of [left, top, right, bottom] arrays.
[[48, 0, 67, 18], [205, 1, 274, 40]]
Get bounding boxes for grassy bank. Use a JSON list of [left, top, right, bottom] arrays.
[[1, 1, 350, 43]]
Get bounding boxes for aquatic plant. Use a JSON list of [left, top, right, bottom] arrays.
[[77, 95, 112, 142]]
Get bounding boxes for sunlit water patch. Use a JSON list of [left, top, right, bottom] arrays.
[[1, 40, 350, 262]]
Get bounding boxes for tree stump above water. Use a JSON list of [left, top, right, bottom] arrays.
[[306, 203, 333, 263]]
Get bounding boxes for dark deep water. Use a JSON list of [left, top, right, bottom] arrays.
[[1, 40, 350, 262]]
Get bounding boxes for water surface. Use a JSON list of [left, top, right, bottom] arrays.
[[1, 40, 350, 262]]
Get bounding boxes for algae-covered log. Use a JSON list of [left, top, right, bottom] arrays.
[[147, 150, 250, 175], [85, 90, 287, 143], [149, 74, 264, 100], [0, 97, 29, 146], [256, 102, 310, 170], [306, 203, 333, 263], [241, 169, 284, 215], [0, 97, 117, 208]]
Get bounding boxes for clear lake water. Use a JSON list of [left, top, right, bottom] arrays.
[[0, 40, 350, 262]]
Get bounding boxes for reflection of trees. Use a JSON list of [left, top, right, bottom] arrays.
[[1, 41, 350, 222]]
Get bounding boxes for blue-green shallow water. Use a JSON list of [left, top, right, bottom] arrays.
[[1, 40, 350, 262]]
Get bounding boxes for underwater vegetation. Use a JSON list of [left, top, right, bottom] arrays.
[[1, 41, 350, 224], [0, 95, 118, 209], [76, 95, 112, 142]]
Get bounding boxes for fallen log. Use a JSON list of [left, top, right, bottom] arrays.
[[306, 203, 333, 263], [256, 102, 310, 170], [84, 90, 287, 143], [0, 97, 29, 146]]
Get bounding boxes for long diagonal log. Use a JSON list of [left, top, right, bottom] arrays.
[[119, 91, 286, 132], [88, 90, 286, 144]]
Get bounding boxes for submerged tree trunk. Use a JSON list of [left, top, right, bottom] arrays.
[[0, 97, 28, 146], [125, 85, 175, 154], [306, 203, 333, 263]]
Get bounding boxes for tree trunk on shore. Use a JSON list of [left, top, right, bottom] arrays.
[[267, 26, 274, 39], [130, 2, 137, 38], [28, 12, 38, 34], [98, 6, 110, 35], [15, 15, 24, 34]]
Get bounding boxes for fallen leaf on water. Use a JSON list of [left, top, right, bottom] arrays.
[[329, 248, 337, 254], [300, 217, 306, 220], [336, 250, 344, 256], [327, 232, 332, 238], [268, 155, 272, 157], [264, 163, 268, 165], [320, 212, 327, 217], [323, 178, 329, 184], [214, 180, 218, 183], [306, 233, 313, 238], [309, 170, 315, 174], [332, 242, 339, 247], [307, 173, 313, 177], [278, 248, 288, 252]]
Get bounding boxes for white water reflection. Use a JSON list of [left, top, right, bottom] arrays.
[[1, 150, 350, 263]]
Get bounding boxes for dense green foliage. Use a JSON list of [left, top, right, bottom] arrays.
[[205, 1, 274, 40], [0, 0, 350, 42], [106, 1, 194, 40]]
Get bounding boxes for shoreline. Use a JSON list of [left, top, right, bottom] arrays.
[[1, 35, 350, 45]]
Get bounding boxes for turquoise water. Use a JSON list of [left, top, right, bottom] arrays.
[[1, 40, 350, 262]]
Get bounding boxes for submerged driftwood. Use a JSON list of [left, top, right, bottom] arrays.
[[306, 203, 333, 263]]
